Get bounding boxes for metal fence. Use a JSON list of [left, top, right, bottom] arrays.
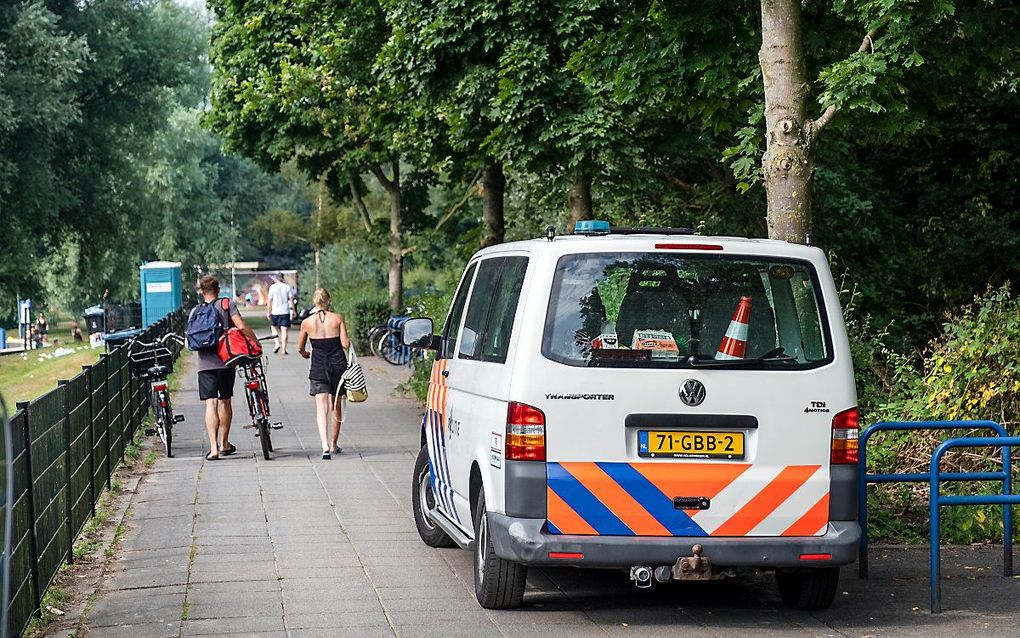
[[5, 309, 185, 637]]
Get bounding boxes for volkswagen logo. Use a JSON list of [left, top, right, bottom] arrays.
[[679, 379, 706, 407]]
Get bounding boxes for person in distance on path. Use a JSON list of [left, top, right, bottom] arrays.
[[266, 274, 294, 354], [297, 288, 350, 460], [194, 275, 255, 460]]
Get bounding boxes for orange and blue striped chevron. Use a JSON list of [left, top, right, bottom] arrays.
[[424, 360, 460, 525], [546, 461, 828, 537]]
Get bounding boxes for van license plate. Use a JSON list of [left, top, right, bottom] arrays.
[[638, 431, 744, 459]]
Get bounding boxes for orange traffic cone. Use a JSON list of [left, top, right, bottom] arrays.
[[715, 296, 751, 360]]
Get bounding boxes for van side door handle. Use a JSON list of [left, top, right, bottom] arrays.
[[441, 370, 449, 378]]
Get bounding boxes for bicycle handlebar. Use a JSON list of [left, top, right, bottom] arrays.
[[131, 332, 185, 349]]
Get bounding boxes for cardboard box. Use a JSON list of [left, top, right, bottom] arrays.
[[631, 329, 679, 360]]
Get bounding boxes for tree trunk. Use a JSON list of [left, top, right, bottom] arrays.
[[314, 180, 324, 289], [480, 161, 505, 248], [349, 178, 373, 233], [370, 162, 403, 313], [314, 246, 321, 289], [567, 174, 593, 231], [759, 0, 813, 244]]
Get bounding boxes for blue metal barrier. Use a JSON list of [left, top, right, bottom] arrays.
[[858, 420, 1010, 578], [930, 436, 1018, 613], [857, 420, 1015, 613]]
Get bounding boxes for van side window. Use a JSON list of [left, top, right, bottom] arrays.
[[476, 257, 528, 363], [457, 257, 529, 363], [441, 263, 476, 359], [458, 258, 503, 360]]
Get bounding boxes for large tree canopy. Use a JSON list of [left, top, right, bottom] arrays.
[[568, 0, 1020, 242], [0, 0, 315, 316]]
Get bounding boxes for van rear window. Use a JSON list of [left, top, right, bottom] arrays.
[[542, 252, 832, 369]]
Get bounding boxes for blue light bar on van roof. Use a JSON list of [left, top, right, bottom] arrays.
[[574, 220, 611, 235]]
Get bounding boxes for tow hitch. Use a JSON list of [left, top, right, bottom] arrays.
[[671, 544, 713, 581], [632, 546, 734, 588]]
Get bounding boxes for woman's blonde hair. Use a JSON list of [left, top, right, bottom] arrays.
[[312, 288, 331, 309]]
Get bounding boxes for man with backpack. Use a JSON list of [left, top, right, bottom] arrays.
[[187, 275, 256, 460]]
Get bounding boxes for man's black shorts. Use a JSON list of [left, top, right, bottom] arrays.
[[270, 313, 290, 327], [198, 368, 236, 400]]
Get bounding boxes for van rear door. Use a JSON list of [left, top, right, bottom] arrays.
[[531, 250, 853, 538]]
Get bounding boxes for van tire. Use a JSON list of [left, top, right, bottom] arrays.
[[412, 446, 456, 548], [775, 567, 840, 610], [473, 492, 527, 609]]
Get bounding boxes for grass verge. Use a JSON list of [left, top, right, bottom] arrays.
[[26, 587, 72, 632], [0, 348, 99, 404]]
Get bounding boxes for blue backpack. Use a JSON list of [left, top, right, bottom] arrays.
[[186, 298, 227, 351]]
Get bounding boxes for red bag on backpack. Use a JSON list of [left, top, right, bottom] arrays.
[[218, 328, 263, 366]]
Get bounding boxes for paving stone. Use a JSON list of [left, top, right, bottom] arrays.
[[288, 628, 395, 638], [186, 591, 284, 620], [392, 621, 503, 638], [285, 610, 391, 629], [83, 622, 179, 637], [189, 560, 278, 584], [88, 588, 185, 627], [181, 615, 286, 635]]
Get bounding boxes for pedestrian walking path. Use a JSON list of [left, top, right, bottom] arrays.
[[80, 351, 479, 637], [76, 349, 1020, 638]]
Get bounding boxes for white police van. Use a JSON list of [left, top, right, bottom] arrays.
[[402, 221, 860, 610]]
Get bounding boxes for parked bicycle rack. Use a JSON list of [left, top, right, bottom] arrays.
[[858, 420, 1016, 613], [386, 316, 413, 365]]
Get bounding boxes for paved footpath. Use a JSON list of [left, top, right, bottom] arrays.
[[78, 349, 1020, 637]]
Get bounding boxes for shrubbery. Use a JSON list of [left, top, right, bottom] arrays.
[[400, 290, 454, 402], [853, 286, 1019, 542], [346, 298, 390, 352]]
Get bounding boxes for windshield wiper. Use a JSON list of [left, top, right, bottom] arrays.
[[686, 347, 798, 368]]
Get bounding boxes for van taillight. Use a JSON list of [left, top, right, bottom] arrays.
[[831, 407, 859, 464], [506, 402, 545, 462]]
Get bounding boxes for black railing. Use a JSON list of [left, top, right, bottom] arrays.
[[4, 309, 185, 636]]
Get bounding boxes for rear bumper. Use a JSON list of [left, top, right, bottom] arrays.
[[487, 514, 860, 569]]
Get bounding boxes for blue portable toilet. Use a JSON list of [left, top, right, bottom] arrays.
[[140, 261, 183, 327]]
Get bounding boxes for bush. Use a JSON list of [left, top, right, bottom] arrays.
[[399, 290, 454, 402], [345, 298, 389, 352], [852, 285, 1020, 543]]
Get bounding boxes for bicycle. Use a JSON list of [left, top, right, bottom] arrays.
[[235, 336, 281, 460], [128, 332, 185, 458], [367, 322, 389, 358], [368, 318, 426, 366]]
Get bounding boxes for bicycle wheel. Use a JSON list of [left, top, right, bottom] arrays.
[[258, 418, 272, 460], [380, 332, 404, 366], [258, 391, 274, 452], [162, 403, 174, 458], [368, 327, 386, 357]]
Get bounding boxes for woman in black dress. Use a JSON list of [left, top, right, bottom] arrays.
[[297, 289, 351, 459]]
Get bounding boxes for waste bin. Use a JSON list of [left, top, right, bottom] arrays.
[[104, 328, 143, 349], [83, 306, 105, 334]]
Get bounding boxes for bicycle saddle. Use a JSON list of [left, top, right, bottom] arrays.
[[147, 364, 171, 379]]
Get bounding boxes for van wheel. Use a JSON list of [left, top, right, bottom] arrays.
[[412, 446, 456, 548], [775, 567, 840, 610], [473, 491, 527, 609]]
